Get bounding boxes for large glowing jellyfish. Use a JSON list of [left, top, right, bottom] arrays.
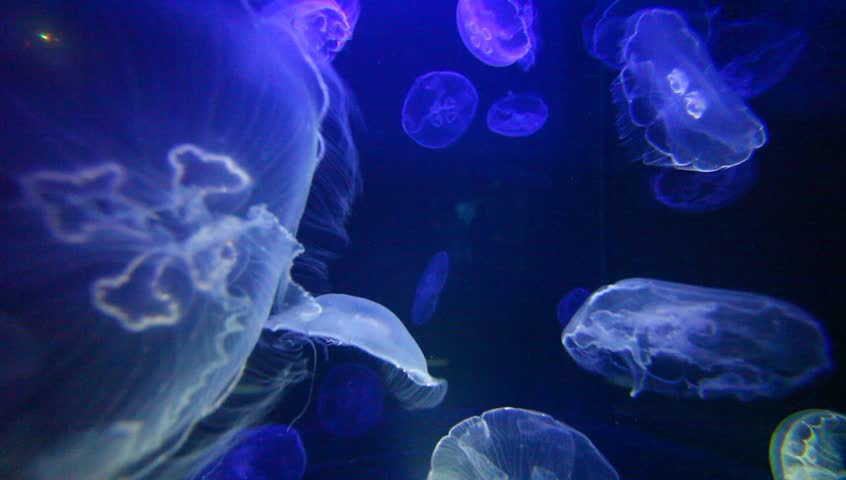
[[770, 409, 846, 480], [562, 278, 832, 400], [427, 407, 619, 480], [456, 0, 538, 70], [0, 1, 360, 478]]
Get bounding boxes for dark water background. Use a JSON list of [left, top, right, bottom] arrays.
[[268, 0, 845, 478]]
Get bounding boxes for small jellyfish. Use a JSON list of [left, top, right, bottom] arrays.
[[649, 159, 758, 213], [600, 8, 768, 171], [411, 251, 450, 325], [401, 71, 479, 149], [195, 424, 306, 480], [557, 287, 590, 328], [427, 407, 619, 480], [456, 0, 538, 70], [317, 363, 384, 438], [486, 92, 549, 137], [769, 409, 846, 480], [562, 278, 832, 400]]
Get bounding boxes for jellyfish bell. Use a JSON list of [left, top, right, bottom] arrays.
[[456, 0, 539, 70], [769, 409, 846, 480]]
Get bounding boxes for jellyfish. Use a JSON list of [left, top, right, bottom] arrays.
[[562, 278, 833, 400], [317, 363, 385, 437], [769, 409, 846, 480], [456, 0, 538, 70], [401, 71, 479, 149], [427, 407, 619, 480], [194, 424, 307, 480], [0, 1, 360, 478], [486, 92, 549, 137], [557, 287, 590, 328], [649, 158, 758, 213], [248, 0, 361, 62], [610, 9, 767, 172], [265, 292, 448, 409], [411, 251, 450, 326]]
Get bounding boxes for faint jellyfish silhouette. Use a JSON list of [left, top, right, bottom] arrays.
[[250, 0, 360, 62], [317, 362, 385, 437], [557, 287, 590, 328], [562, 278, 833, 400], [770, 409, 846, 480], [401, 71, 479, 149], [611, 9, 767, 171], [649, 158, 758, 213], [195, 424, 307, 480], [486, 92, 549, 137], [456, 0, 538, 70], [0, 0, 357, 478], [266, 292, 448, 409], [427, 407, 619, 480], [411, 251, 450, 325]]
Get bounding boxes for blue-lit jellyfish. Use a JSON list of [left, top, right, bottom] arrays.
[[557, 287, 590, 328], [456, 0, 538, 70], [486, 92, 549, 137], [195, 424, 306, 480], [769, 409, 846, 480], [649, 159, 758, 213], [401, 71, 479, 149], [427, 407, 619, 480], [562, 278, 833, 400], [612, 9, 767, 171], [249, 0, 360, 62], [0, 1, 361, 478], [317, 363, 385, 437], [411, 251, 450, 325]]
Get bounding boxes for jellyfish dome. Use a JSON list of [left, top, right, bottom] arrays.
[[427, 407, 619, 480], [486, 92, 549, 137], [769, 409, 846, 480], [0, 0, 356, 478], [456, 0, 538, 70], [195, 424, 307, 480], [401, 71, 479, 149], [562, 278, 833, 400]]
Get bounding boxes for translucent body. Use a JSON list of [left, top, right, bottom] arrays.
[[0, 1, 352, 478], [562, 278, 832, 400], [317, 363, 385, 437], [612, 9, 767, 171], [557, 288, 591, 328], [411, 251, 450, 325], [401, 71, 479, 149], [195, 424, 306, 480], [427, 407, 619, 480], [770, 410, 846, 480], [254, 0, 360, 62], [486, 92, 549, 137], [649, 159, 758, 213], [266, 293, 447, 409], [456, 0, 538, 70]]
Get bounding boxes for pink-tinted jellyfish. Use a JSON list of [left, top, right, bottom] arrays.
[[456, 0, 538, 70]]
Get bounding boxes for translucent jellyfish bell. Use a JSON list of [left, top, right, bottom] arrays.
[[562, 278, 833, 400], [649, 159, 758, 213], [769, 409, 846, 480], [486, 92, 549, 137], [401, 71, 479, 149], [266, 293, 448, 409], [411, 251, 450, 325], [427, 407, 619, 480], [456, 0, 539, 70]]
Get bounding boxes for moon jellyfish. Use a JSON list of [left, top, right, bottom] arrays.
[[770, 409, 846, 480], [562, 278, 832, 400], [317, 363, 385, 437], [248, 0, 360, 62], [427, 407, 619, 480], [266, 293, 448, 409], [557, 288, 591, 328], [411, 251, 450, 325], [456, 0, 538, 70], [401, 71, 479, 149], [195, 424, 306, 480], [0, 1, 359, 478], [649, 158, 758, 213], [486, 92, 549, 137]]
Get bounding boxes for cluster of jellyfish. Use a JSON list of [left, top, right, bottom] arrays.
[[0, 0, 839, 479], [401, 0, 550, 149]]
